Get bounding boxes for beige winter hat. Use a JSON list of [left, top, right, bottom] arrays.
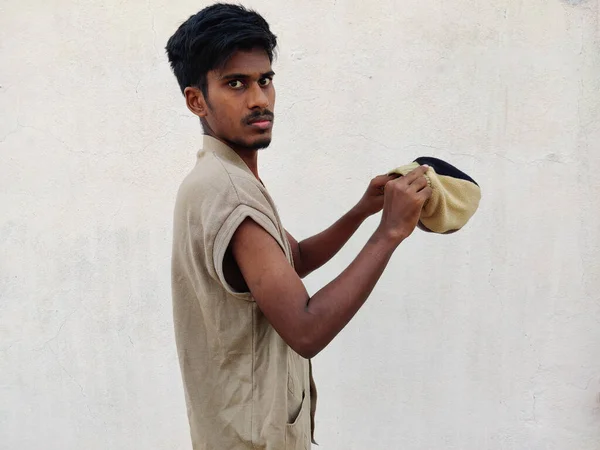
[[388, 157, 481, 234]]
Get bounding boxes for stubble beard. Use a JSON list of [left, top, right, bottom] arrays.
[[225, 133, 272, 151]]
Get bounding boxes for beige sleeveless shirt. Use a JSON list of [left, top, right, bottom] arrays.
[[171, 135, 316, 449]]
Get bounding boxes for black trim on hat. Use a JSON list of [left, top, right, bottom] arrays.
[[417, 221, 459, 235], [414, 156, 479, 186]]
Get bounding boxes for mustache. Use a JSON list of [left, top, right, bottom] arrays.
[[244, 110, 274, 124]]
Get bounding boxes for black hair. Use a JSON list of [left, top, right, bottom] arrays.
[[165, 3, 278, 96]]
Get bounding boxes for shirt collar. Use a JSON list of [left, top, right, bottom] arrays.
[[200, 134, 255, 178]]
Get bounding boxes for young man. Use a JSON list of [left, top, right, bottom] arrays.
[[167, 4, 431, 449]]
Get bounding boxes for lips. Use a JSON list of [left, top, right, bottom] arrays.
[[248, 116, 274, 130], [248, 116, 273, 124]]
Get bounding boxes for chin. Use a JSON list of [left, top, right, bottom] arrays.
[[252, 138, 272, 150], [245, 133, 272, 150], [225, 133, 272, 151]]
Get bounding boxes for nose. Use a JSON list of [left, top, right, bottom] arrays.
[[247, 83, 269, 110]]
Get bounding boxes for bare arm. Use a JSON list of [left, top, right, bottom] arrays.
[[234, 219, 396, 359], [286, 175, 397, 278], [286, 208, 365, 278], [231, 166, 431, 359]]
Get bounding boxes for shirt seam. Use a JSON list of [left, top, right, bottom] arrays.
[[210, 152, 245, 204], [251, 303, 256, 449]]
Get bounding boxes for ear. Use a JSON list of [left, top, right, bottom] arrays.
[[184, 86, 208, 118]]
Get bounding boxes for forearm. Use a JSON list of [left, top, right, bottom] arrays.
[[297, 229, 400, 358], [234, 168, 429, 360], [296, 206, 368, 277]]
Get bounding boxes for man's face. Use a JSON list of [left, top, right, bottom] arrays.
[[201, 47, 276, 151]]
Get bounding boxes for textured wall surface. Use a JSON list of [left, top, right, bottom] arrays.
[[1, 1, 599, 449]]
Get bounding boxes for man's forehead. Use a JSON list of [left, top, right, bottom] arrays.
[[213, 48, 272, 77]]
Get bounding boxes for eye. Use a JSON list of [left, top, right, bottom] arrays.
[[258, 77, 272, 87], [228, 80, 244, 89]]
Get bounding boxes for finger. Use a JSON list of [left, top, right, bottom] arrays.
[[403, 165, 429, 185], [373, 174, 399, 187], [377, 174, 400, 193], [418, 186, 433, 200], [409, 175, 429, 192]]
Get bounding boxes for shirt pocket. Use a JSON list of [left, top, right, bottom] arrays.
[[285, 389, 309, 450]]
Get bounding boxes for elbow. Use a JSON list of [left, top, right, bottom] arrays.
[[302, 348, 321, 359], [295, 245, 315, 279], [293, 335, 322, 360], [285, 303, 323, 359], [295, 259, 313, 279], [295, 346, 319, 360]]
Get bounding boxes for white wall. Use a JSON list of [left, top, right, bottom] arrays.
[[2, 1, 599, 449]]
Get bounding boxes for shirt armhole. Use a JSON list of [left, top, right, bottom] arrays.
[[212, 204, 286, 300]]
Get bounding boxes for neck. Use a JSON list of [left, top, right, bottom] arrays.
[[232, 146, 260, 179], [205, 132, 261, 180]]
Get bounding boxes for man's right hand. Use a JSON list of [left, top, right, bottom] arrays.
[[377, 165, 432, 244]]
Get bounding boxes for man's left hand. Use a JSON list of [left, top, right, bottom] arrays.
[[353, 174, 399, 219]]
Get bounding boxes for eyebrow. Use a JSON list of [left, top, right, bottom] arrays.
[[220, 71, 275, 81]]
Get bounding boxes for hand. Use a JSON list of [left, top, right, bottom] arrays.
[[354, 174, 399, 219], [376, 165, 432, 244]]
